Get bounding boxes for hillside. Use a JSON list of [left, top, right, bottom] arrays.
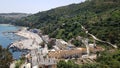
[[12, 0, 120, 48], [0, 13, 30, 24], [1, 0, 119, 67]]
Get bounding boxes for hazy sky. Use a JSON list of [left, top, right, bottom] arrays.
[[0, 0, 85, 13]]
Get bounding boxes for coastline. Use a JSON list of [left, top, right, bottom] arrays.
[[0, 24, 13, 26], [0, 24, 23, 59], [9, 27, 43, 50]]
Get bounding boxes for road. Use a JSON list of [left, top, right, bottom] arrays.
[[80, 24, 117, 48]]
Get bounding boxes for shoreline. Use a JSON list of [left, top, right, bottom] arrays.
[[0, 24, 24, 59], [0, 23, 13, 26], [9, 27, 43, 50]]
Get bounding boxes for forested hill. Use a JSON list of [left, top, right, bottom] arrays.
[[0, 13, 30, 24], [15, 0, 120, 47]]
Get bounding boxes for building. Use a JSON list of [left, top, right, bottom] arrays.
[[48, 46, 104, 59], [55, 39, 75, 50], [55, 39, 68, 50], [29, 46, 57, 68], [48, 48, 86, 59]]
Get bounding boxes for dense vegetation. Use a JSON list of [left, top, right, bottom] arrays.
[[0, 16, 14, 24], [13, 0, 120, 48], [15, 0, 120, 66], [0, 45, 13, 68], [57, 60, 100, 68], [0, 0, 119, 67], [15, 57, 25, 68], [96, 49, 120, 68], [57, 60, 80, 68], [57, 49, 120, 68], [0, 13, 29, 24]]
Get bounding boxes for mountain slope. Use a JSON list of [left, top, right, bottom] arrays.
[[0, 13, 30, 24], [15, 0, 120, 47]]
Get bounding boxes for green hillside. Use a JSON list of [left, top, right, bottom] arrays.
[[14, 0, 120, 47], [0, 13, 29, 24]]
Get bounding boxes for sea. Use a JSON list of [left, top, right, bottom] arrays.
[[0, 24, 23, 59]]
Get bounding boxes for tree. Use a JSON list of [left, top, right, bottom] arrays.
[[57, 60, 80, 68], [0, 45, 13, 68], [96, 50, 120, 68]]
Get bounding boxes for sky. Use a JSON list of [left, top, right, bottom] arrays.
[[0, 0, 85, 13]]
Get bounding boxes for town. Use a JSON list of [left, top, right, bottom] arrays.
[[9, 25, 106, 68], [0, 0, 119, 68]]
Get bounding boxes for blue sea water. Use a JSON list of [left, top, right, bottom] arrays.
[[0, 24, 22, 59]]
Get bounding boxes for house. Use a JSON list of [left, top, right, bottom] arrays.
[[38, 58, 57, 68], [29, 46, 56, 68], [42, 35, 49, 43], [48, 48, 86, 59], [55, 39, 68, 50], [31, 53, 57, 68], [48, 46, 104, 59]]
